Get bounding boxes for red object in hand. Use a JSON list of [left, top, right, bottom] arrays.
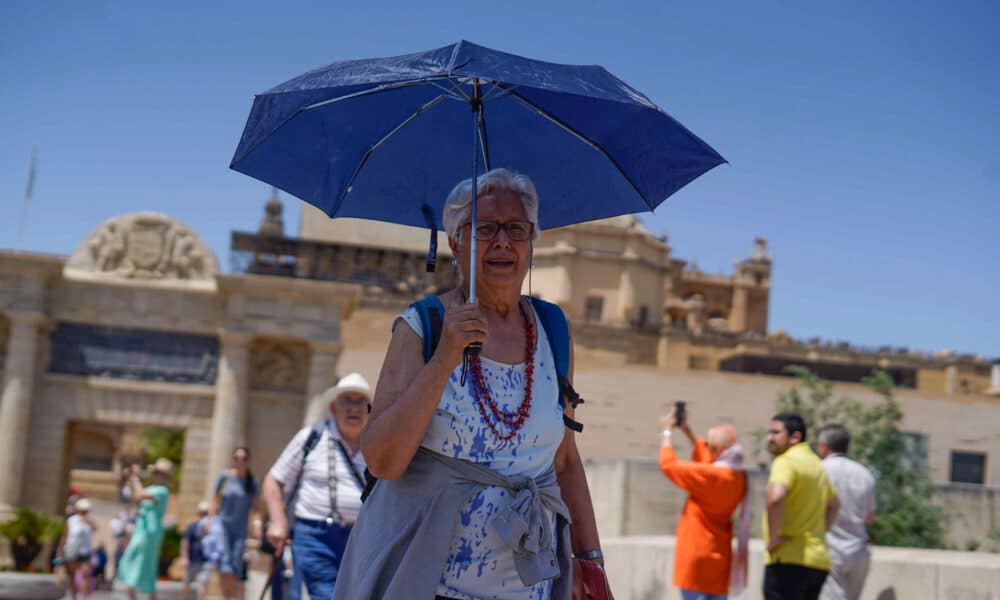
[[572, 559, 613, 600]]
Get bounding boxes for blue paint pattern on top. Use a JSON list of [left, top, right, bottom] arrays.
[[399, 303, 564, 600]]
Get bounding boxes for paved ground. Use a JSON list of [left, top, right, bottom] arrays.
[[89, 579, 184, 599]]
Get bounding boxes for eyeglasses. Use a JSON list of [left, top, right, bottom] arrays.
[[471, 221, 534, 241], [336, 393, 369, 408]]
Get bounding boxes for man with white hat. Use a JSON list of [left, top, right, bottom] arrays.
[[262, 372, 372, 600]]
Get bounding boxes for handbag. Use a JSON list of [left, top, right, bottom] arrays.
[[572, 559, 614, 600]]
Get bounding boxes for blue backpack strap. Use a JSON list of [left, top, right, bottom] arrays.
[[529, 297, 585, 433], [411, 295, 445, 363], [364, 296, 443, 503]]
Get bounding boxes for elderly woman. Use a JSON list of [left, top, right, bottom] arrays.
[[332, 168, 606, 600], [659, 410, 750, 600]]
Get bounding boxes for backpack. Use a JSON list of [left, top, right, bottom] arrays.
[[360, 295, 584, 501], [285, 420, 366, 506]]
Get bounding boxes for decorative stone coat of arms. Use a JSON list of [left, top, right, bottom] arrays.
[[66, 212, 218, 282]]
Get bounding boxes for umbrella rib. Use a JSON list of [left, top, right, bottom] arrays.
[[332, 92, 450, 215], [300, 77, 451, 112], [429, 80, 469, 102], [481, 82, 518, 103], [234, 77, 454, 166], [442, 77, 472, 102], [478, 107, 491, 170], [503, 87, 656, 212]]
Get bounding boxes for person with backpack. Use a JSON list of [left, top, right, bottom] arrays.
[[208, 446, 260, 600], [332, 169, 609, 600], [262, 372, 372, 600]]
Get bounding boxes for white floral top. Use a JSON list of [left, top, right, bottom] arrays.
[[398, 302, 563, 600]]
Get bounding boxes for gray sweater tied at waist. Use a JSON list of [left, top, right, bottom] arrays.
[[331, 447, 573, 600]]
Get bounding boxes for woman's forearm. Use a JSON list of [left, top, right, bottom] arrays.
[[557, 452, 601, 557], [361, 354, 454, 479], [129, 476, 146, 501]]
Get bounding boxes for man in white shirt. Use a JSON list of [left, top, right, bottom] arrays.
[[818, 424, 877, 600], [263, 372, 371, 600]]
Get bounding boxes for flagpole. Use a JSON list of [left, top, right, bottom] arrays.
[[17, 147, 37, 247]]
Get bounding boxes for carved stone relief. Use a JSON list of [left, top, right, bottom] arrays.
[[66, 212, 218, 281], [249, 339, 309, 394]]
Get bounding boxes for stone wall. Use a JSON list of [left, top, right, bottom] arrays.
[[585, 457, 1000, 550], [937, 483, 1000, 550], [602, 536, 1000, 600]]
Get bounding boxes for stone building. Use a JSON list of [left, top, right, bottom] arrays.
[[1, 194, 997, 534], [0, 211, 359, 521], [295, 201, 996, 397], [290, 200, 1000, 488]]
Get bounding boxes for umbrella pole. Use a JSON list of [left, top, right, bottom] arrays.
[[468, 79, 482, 306], [465, 80, 484, 362]]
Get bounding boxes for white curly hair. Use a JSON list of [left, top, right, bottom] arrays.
[[441, 168, 541, 242]]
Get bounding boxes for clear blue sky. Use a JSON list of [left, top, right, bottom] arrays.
[[2, 1, 997, 358]]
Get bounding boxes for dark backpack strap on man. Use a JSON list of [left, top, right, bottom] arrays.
[[284, 421, 325, 508], [333, 439, 367, 490]]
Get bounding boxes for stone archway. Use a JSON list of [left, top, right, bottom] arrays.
[[23, 376, 214, 520], [1, 211, 360, 528]]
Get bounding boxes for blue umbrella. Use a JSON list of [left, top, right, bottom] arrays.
[[231, 40, 725, 302]]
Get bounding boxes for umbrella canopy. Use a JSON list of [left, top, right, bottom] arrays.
[[230, 40, 725, 234]]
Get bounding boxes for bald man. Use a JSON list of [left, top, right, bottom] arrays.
[[660, 411, 750, 600]]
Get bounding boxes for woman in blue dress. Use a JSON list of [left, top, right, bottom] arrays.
[[116, 458, 171, 600], [210, 446, 260, 600], [336, 169, 607, 599]]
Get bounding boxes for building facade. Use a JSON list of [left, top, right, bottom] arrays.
[[1, 195, 996, 533], [0, 211, 359, 521]]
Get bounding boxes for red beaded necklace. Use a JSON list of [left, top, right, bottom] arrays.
[[467, 301, 536, 441]]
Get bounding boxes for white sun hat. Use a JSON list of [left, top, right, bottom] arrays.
[[74, 498, 92, 513], [326, 372, 373, 404]]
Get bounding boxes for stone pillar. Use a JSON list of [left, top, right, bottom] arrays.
[[0, 311, 45, 519], [945, 364, 958, 395], [685, 294, 706, 336], [656, 335, 671, 369], [730, 285, 749, 332], [618, 266, 637, 326], [205, 332, 251, 493], [303, 341, 344, 426]]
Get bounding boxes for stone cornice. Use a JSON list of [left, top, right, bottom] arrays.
[[533, 246, 671, 273], [41, 372, 216, 397], [0, 250, 65, 276], [216, 273, 361, 308]]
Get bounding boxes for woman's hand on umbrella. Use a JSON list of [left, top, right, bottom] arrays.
[[437, 304, 488, 368]]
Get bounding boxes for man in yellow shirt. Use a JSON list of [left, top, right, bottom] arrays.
[[763, 413, 840, 600]]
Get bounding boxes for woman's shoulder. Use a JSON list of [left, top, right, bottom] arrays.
[[394, 291, 455, 339]]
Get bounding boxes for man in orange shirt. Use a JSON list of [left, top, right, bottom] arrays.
[[659, 409, 750, 600]]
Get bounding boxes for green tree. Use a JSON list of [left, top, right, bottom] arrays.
[[0, 507, 64, 570], [138, 428, 185, 488], [763, 366, 949, 549]]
